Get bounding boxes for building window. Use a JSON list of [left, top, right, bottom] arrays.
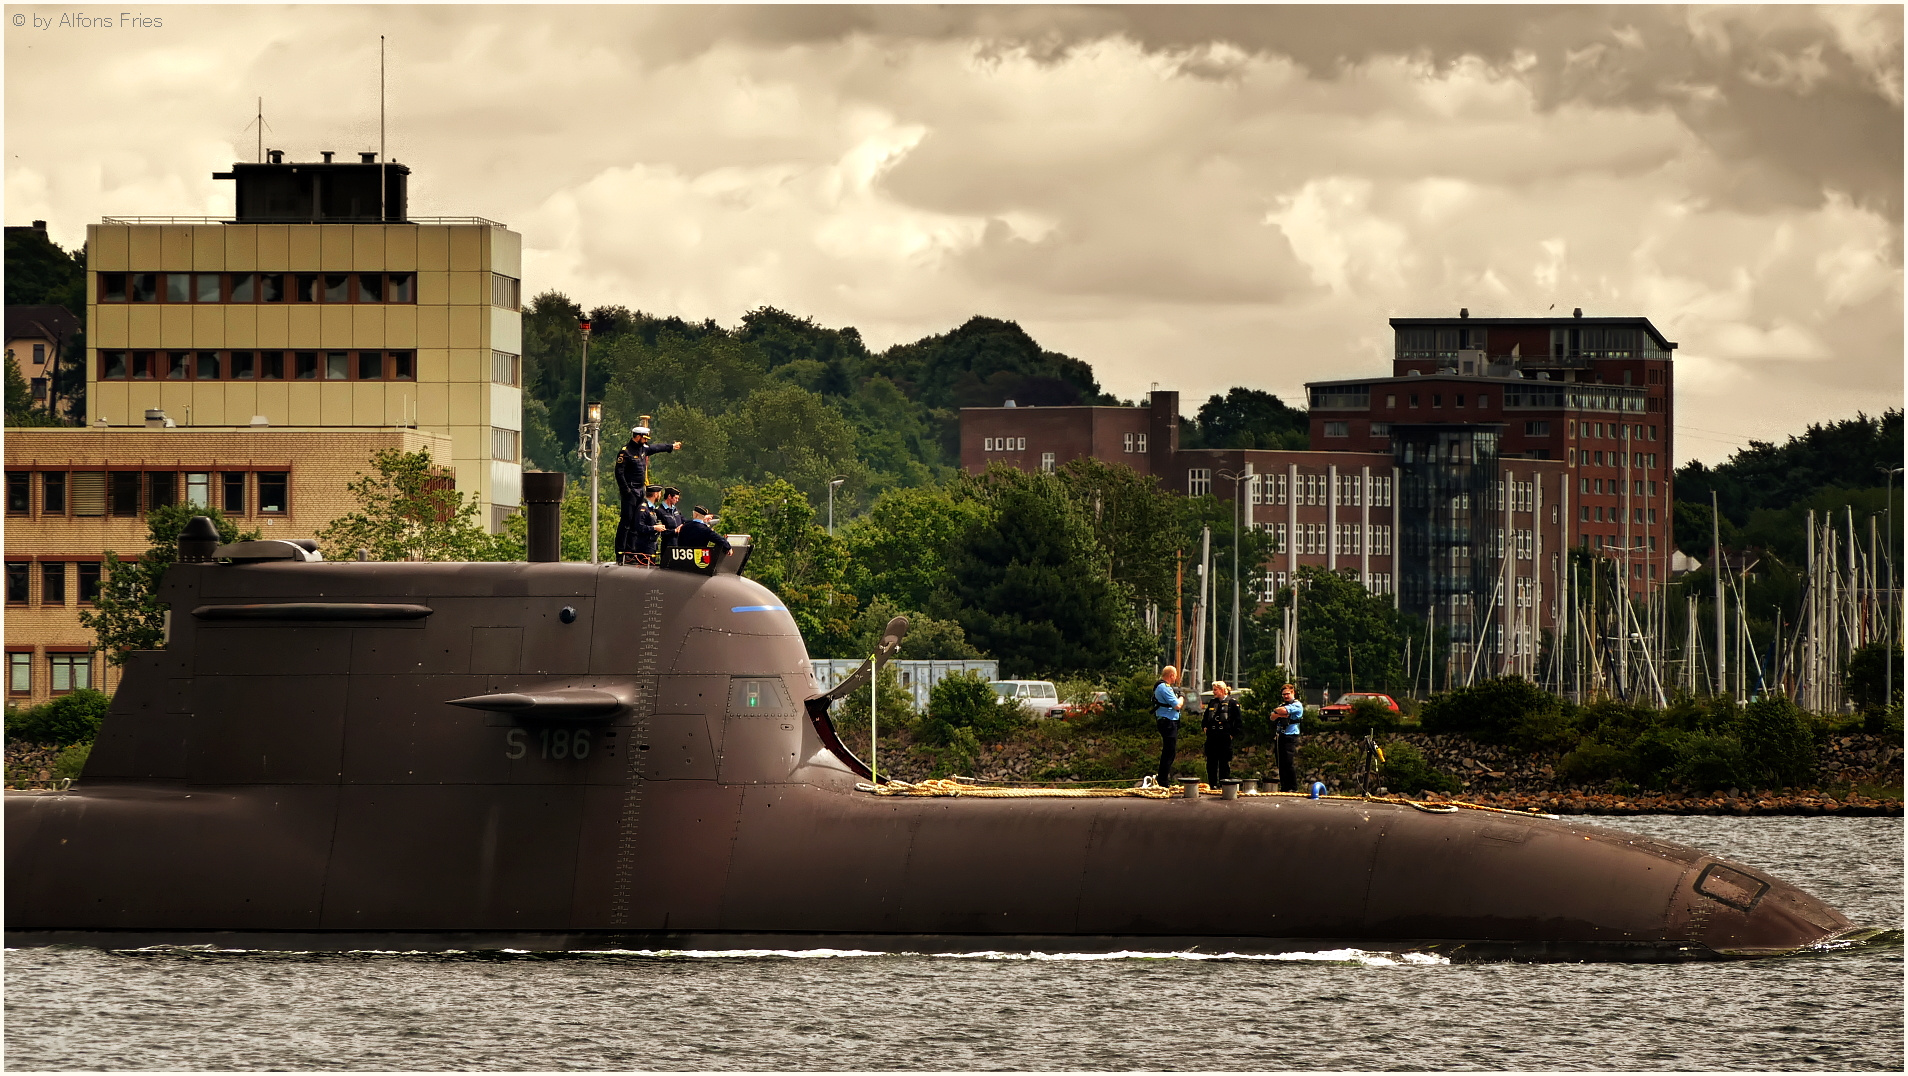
[[295, 352, 320, 380], [1455, 394, 1466, 408], [390, 274, 415, 303], [1040, 452, 1055, 472], [8, 651, 31, 695], [492, 274, 522, 311], [77, 562, 102, 604], [70, 472, 106, 517], [6, 562, 29, 604], [1478, 395, 1489, 408], [222, 472, 247, 514], [1323, 421, 1349, 438], [983, 438, 994, 451], [130, 273, 158, 302], [1385, 394, 1396, 408], [325, 351, 351, 380], [48, 653, 92, 694], [5, 471, 29, 514], [1525, 421, 1550, 436], [358, 273, 383, 302], [1408, 394, 1419, 408], [42, 472, 65, 515], [1432, 394, 1442, 408], [1273, 523, 1288, 553], [258, 472, 289, 514], [1249, 476, 1263, 506], [492, 428, 521, 463], [147, 471, 176, 508], [1371, 422, 1390, 437], [109, 473, 141, 517], [1122, 433, 1136, 453], [1187, 468, 1212, 496], [391, 351, 415, 380], [185, 473, 211, 507], [492, 350, 521, 387], [1135, 433, 1147, 453]]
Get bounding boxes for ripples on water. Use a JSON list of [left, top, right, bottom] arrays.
[[6, 816, 1900, 1071]]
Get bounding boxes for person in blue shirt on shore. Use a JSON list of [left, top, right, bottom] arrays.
[[1152, 666, 1184, 788], [1272, 683, 1304, 792]]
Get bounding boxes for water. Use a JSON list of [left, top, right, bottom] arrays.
[[6, 816, 1900, 1071]]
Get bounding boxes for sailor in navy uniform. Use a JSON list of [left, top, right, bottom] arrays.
[[612, 424, 680, 557], [657, 487, 685, 553], [677, 506, 733, 559], [627, 485, 667, 564]]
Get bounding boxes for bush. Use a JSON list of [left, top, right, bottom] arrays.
[[1379, 741, 1460, 794], [1419, 676, 1555, 744], [1669, 731, 1753, 792], [926, 671, 1026, 742], [1558, 740, 1630, 784], [1334, 697, 1402, 735], [52, 743, 90, 783], [4, 688, 110, 746], [1738, 695, 1816, 789]]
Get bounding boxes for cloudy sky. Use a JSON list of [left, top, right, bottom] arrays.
[[5, 4, 1901, 464]]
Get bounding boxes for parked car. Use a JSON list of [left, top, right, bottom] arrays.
[[1319, 692, 1401, 719], [988, 680, 1070, 719]]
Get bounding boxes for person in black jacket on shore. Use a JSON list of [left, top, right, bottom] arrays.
[[1201, 680, 1245, 786]]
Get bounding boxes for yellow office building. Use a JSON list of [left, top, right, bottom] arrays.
[[83, 153, 526, 529]]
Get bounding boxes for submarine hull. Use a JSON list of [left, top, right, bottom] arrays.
[[5, 559, 1859, 959]]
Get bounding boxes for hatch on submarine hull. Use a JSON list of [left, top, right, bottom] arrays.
[[4, 540, 1865, 960]]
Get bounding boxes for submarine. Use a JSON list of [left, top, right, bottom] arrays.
[[4, 476, 1870, 960]]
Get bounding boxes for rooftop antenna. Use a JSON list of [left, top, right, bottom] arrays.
[[379, 35, 386, 221], [241, 97, 271, 163]]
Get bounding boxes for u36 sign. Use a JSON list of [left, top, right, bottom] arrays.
[[504, 727, 593, 760]]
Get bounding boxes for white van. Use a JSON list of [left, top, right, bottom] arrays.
[[987, 680, 1069, 719]]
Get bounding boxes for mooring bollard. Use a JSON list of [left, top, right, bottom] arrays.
[[1240, 778, 1259, 794], [1221, 779, 1241, 801], [1179, 776, 1202, 799]]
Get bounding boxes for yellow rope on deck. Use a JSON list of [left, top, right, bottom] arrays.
[[859, 778, 1554, 817]]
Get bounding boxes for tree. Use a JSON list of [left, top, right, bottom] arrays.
[[1271, 566, 1413, 695], [841, 485, 987, 612], [316, 449, 499, 561], [938, 467, 1150, 679], [1188, 387, 1309, 450], [718, 479, 859, 655], [81, 504, 255, 666], [1843, 640, 1903, 714], [1053, 457, 1184, 610]]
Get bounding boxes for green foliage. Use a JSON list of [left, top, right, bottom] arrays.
[[6, 228, 89, 421], [1053, 457, 1186, 610], [848, 599, 984, 660], [841, 486, 986, 612], [1272, 567, 1414, 694], [927, 671, 1001, 728], [1844, 640, 1903, 714], [1185, 387, 1308, 450], [52, 743, 91, 783], [493, 481, 620, 564], [1738, 695, 1817, 789], [82, 504, 255, 665], [719, 479, 859, 655], [5, 688, 111, 745], [316, 449, 500, 561], [1379, 741, 1460, 794], [870, 315, 1104, 413], [1675, 410, 1902, 530], [1337, 697, 1403, 735], [1419, 676, 1557, 745], [939, 466, 1151, 679]]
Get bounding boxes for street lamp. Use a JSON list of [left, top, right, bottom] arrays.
[[827, 476, 847, 536], [582, 400, 604, 564]]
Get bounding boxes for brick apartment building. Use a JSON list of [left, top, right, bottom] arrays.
[[963, 388, 1570, 672], [5, 426, 453, 706], [961, 310, 1678, 674]]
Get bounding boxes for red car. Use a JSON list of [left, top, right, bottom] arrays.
[[1319, 692, 1401, 719]]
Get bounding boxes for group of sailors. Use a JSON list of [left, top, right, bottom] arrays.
[[612, 421, 729, 566]]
